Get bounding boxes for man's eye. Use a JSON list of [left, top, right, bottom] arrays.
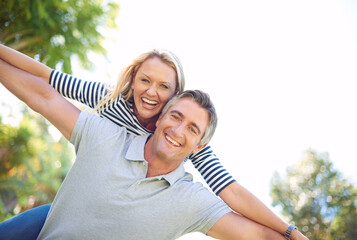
[[189, 127, 197, 135], [161, 84, 169, 89]]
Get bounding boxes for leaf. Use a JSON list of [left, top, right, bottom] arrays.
[[270, 150, 357, 239]]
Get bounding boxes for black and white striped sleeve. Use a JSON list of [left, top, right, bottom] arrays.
[[49, 70, 106, 109], [189, 145, 236, 195]]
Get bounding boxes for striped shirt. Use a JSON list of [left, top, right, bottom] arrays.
[[49, 70, 236, 194]]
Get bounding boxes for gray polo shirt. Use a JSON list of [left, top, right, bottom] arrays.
[[37, 112, 231, 240]]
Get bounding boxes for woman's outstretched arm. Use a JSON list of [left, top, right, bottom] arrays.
[[190, 146, 308, 240], [0, 44, 52, 82], [0, 45, 110, 115], [0, 46, 151, 137], [0, 59, 80, 140], [218, 182, 308, 240]]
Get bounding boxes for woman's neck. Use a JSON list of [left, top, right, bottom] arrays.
[[133, 106, 158, 131], [139, 118, 157, 131]]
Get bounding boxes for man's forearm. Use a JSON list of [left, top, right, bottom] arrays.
[[0, 59, 80, 140], [0, 59, 43, 108], [0, 44, 52, 82], [208, 212, 288, 240]]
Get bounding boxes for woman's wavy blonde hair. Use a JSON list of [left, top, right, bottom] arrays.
[[94, 49, 185, 112]]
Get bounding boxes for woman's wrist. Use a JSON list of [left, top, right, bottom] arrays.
[[292, 228, 310, 240], [284, 224, 297, 239]]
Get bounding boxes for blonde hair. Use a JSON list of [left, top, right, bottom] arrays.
[[94, 49, 185, 112]]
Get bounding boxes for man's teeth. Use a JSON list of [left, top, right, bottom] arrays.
[[142, 98, 158, 105], [166, 135, 180, 147]]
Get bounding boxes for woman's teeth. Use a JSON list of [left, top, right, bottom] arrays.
[[142, 98, 158, 105]]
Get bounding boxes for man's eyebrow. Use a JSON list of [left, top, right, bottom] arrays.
[[170, 110, 202, 135], [170, 110, 183, 118], [190, 122, 201, 135]]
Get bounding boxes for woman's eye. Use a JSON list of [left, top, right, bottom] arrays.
[[141, 78, 149, 83]]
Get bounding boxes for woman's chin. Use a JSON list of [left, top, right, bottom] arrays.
[[137, 110, 159, 122]]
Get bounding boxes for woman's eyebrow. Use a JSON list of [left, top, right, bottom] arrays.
[[141, 73, 151, 79]]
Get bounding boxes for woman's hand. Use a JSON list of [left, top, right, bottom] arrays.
[[291, 229, 309, 240]]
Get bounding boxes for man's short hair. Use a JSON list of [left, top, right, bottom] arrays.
[[161, 90, 217, 145]]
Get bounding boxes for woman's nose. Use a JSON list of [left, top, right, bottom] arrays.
[[146, 84, 157, 96]]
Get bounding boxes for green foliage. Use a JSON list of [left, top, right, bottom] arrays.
[[0, 0, 119, 73], [0, 103, 74, 221], [270, 150, 357, 239]]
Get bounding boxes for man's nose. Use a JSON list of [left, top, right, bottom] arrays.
[[172, 123, 185, 137]]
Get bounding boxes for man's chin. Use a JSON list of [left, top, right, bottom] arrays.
[[156, 151, 180, 163]]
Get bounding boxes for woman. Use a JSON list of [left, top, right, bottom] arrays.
[[0, 44, 307, 240]]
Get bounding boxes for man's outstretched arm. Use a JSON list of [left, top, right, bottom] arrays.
[[0, 44, 52, 82], [0, 59, 80, 140], [219, 182, 308, 240], [207, 212, 287, 240], [207, 212, 308, 240]]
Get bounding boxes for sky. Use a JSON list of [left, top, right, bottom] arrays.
[[76, 1, 357, 238], [1, 0, 357, 239]]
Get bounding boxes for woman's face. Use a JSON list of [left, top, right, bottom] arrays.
[[131, 57, 177, 129]]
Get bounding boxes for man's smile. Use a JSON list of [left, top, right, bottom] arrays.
[[165, 133, 181, 147]]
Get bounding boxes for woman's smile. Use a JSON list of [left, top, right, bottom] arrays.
[[131, 57, 177, 129]]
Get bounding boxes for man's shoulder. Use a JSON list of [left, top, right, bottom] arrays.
[[83, 112, 128, 133], [72, 111, 132, 145], [174, 174, 216, 199], [170, 174, 230, 226]]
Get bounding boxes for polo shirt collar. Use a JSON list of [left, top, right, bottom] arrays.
[[125, 135, 148, 162], [161, 162, 186, 185], [125, 135, 186, 185]]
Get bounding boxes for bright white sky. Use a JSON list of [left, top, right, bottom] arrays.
[[1, 0, 357, 239], [77, 1, 357, 238]]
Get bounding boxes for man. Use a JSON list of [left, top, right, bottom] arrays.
[[0, 59, 295, 239]]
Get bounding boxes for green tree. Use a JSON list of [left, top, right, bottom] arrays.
[[270, 150, 357, 240], [0, 0, 119, 73], [0, 103, 74, 221]]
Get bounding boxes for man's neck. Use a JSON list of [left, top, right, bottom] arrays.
[[145, 161, 180, 178], [144, 136, 182, 178]]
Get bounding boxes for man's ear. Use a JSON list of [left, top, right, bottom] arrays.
[[192, 144, 207, 155], [155, 113, 163, 128]]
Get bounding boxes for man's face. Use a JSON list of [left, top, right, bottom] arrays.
[[151, 98, 209, 164]]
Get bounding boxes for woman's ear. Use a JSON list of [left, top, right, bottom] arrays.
[[131, 72, 137, 90]]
